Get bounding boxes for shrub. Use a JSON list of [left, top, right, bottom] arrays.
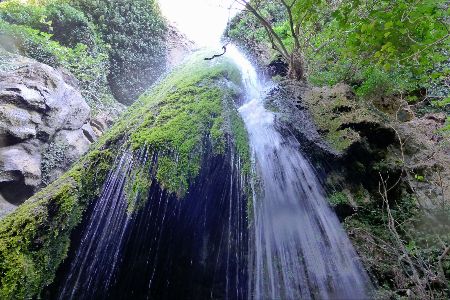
[[70, 0, 167, 105], [0, 19, 111, 109]]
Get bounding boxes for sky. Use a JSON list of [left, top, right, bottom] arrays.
[[158, 0, 240, 47]]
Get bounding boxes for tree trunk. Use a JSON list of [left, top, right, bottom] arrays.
[[288, 49, 304, 81]]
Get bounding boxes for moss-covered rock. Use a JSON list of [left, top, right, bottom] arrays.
[[0, 148, 114, 299], [0, 53, 250, 298], [302, 83, 384, 152]]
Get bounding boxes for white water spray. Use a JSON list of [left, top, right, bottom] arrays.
[[227, 45, 373, 299]]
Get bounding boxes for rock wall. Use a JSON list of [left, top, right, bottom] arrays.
[[267, 79, 450, 297], [0, 54, 108, 216]]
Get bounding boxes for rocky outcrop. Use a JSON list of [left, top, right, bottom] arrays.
[[265, 80, 338, 163], [0, 54, 107, 215], [393, 113, 450, 208], [165, 23, 196, 70], [267, 79, 450, 297]]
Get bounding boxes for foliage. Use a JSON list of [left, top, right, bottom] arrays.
[[312, 0, 448, 97], [328, 191, 349, 207], [0, 0, 168, 107], [228, 2, 285, 62], [0, 0, 101, 52], [70, 0, 167, 105], [0, 1, 113, 112], [230, 0, 449, 99], [346, 190, 450, 298]]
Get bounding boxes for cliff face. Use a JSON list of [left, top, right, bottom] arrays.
[[266, 79, 450, 297], [0, 54, 251, 299]]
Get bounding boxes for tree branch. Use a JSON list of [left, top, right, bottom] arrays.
[[236, 0, 290, 61], [204, 45, 228, 61]]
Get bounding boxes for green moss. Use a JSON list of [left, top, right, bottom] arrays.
[[125, 163, 152, 214], [0, 177, 81, 299], [229, 109, 251, 175], [303, 85, 380, 152], [116, 53, 246, 196], [0, 147, 115, 299]]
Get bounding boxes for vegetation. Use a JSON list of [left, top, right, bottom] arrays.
[[0, 0, 114, 113], [70, 0, 167, 105], [0, 0, 167, 107], [128, 53, 246, 196], [230, 0, 449, 100], [0, 149, 115, 299]]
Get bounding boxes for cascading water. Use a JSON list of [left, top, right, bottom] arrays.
[[227, 45, 373, 299], [50, 142, 248, 299], [56, 148, 152, 299]]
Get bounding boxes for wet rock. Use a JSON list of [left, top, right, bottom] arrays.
[[0, 54, 106, 212], [0, 140, 41, 205], [270, 79, 449, 217], [43, 129, 92, 184], [90, 113, 112, 137], [266, 81, 398, 209], [264, 79, 338, 164]]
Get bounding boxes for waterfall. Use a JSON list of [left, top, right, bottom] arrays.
[[227, 45, 373, 299], [57, 148, 152, 299], [50, 44, 373, 299], [51, 143, 248, 299]]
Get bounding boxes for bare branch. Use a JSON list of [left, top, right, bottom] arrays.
[[204, 45, 228, 61]]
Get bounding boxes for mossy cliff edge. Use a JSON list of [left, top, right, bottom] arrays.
[[0, 54, 250, 299]]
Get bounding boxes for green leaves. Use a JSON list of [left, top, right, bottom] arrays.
[[71, 0, 167, 105], [300, 0, 450, 97]]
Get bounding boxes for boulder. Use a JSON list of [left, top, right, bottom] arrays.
[[0, 54, 106, 212]]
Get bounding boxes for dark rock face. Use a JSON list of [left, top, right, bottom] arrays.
[[0, 54, 107, 215], [46, 146, 249, 300], [267, 55, 288, 77], [265, 80, 339, 165]]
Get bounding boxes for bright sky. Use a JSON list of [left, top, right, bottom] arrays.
[[158, 0, 240, 47]]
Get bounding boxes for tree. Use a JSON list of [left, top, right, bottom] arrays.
[[70, 0, 167, 105], [234, 0, 305, 80]]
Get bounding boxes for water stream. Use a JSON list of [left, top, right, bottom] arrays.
[[48, 32, 373, 298], [227, 46, 373, 299], [51, 144, 248, 299]]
